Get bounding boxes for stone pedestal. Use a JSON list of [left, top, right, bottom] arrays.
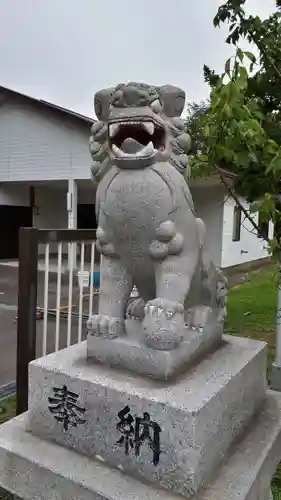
[[0, 336, 280, 499], [27, 336, 266, 497], [0, 390, 280, 500]]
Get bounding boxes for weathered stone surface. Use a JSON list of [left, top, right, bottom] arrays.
[[87, 316, 222, 379], [28, 336, 267, 497], [87, 82, 227, 366], [0, 391, 280, 500]]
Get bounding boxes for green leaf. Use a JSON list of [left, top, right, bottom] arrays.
[[238, 66, 249, 85], [244, 51, 256, 64], [198, 154, 209, 162], [226, 27, 240, 44], [237, 47, 244, 63], [225, 58, 231, 76], [268, 238, 281, 259], [203, 124, 210, 137], [266, 151, 281, 174]]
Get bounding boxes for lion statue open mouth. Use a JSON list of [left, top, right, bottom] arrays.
[[108, 111, 166, 163], [87, 82, 227, 356]]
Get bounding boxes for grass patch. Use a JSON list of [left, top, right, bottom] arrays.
[[273, 464, 281, 500], [225, 264, 278, 365], [0, 396, 16, 426], [226, 263, 280, 498]]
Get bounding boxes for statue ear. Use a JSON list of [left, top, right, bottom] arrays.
[[157, 85, 186, 117], [94, 87, 115, 121]]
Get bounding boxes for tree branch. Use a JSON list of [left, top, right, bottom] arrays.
[[236, 9, 281, 80], [217, 168, 270, 243]]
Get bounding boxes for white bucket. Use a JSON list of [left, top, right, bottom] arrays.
[[77, 271, 90, 288]]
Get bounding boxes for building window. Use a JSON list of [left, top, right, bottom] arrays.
[[258, 211, 269, 240], [232, 205, 242, 242]]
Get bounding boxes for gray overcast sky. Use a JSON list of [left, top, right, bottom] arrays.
[[0, 0, 276, 117]]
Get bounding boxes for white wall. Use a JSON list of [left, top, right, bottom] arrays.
[[221, 195, 274, 268], [191, 186, 224, 267], [0, 100, 92, 182]]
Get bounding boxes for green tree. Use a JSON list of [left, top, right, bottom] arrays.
[[185, 101, 210, 155], [188, 0, 281, 258]]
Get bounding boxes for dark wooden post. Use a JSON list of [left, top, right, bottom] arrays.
[[16, 227, 38, 415]]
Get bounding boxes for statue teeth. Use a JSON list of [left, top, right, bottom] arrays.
[[109, 121, 154, 138], [136, 141, 154, 157], [112, 141, 155, 159], [111, 144, 123, 158], [142, 122, 154, 135], [109, 123, 120, 138]]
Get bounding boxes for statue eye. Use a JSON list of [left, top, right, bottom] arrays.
[[151, 99, 162, 114], [113, 90, 123, 105], [94, 100, 101, 119]]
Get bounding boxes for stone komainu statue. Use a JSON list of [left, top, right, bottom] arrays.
[[88, 82, 227, 351]]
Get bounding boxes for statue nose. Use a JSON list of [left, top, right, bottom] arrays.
[[122, 86, 140, 106]]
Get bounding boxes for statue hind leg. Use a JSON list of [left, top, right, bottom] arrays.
[[184, 218, 228, 331], [143, 246, 200, 351]]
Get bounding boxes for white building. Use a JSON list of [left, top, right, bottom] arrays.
[[0, 86, 273, 268]]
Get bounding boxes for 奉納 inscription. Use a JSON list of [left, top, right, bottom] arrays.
[[116, 405, 161, 465], [48, 385, 86, 431]]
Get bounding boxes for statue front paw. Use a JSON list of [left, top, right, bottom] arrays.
[[143, 298, 184, 351], [87, 315, 125, 339]]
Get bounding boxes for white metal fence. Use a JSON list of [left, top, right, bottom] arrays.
[[16, 228, 98, 414], [39, 240, 99, 357]]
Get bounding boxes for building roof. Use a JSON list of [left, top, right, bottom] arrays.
[[0, 85, 95, 126]]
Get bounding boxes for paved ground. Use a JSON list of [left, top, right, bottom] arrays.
[[0, 266, 19, 386], [0, 265, 98, 387]]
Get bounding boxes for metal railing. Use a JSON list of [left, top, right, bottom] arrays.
[[16, 228, 97, 415]]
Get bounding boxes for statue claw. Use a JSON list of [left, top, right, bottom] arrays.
[[87, 315, 125, 339], [143, 298, 184, 351], [157, 307, 163, 317]]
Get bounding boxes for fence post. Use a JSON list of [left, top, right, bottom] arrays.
[[16, 227, 38, 415]]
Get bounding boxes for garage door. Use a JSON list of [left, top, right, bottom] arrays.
[[0, 205, 33, 259]]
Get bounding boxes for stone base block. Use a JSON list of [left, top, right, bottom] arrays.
[[0, 392, 281, 500], [28, 336, 267, 497], [87, 315, 222, 380]]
